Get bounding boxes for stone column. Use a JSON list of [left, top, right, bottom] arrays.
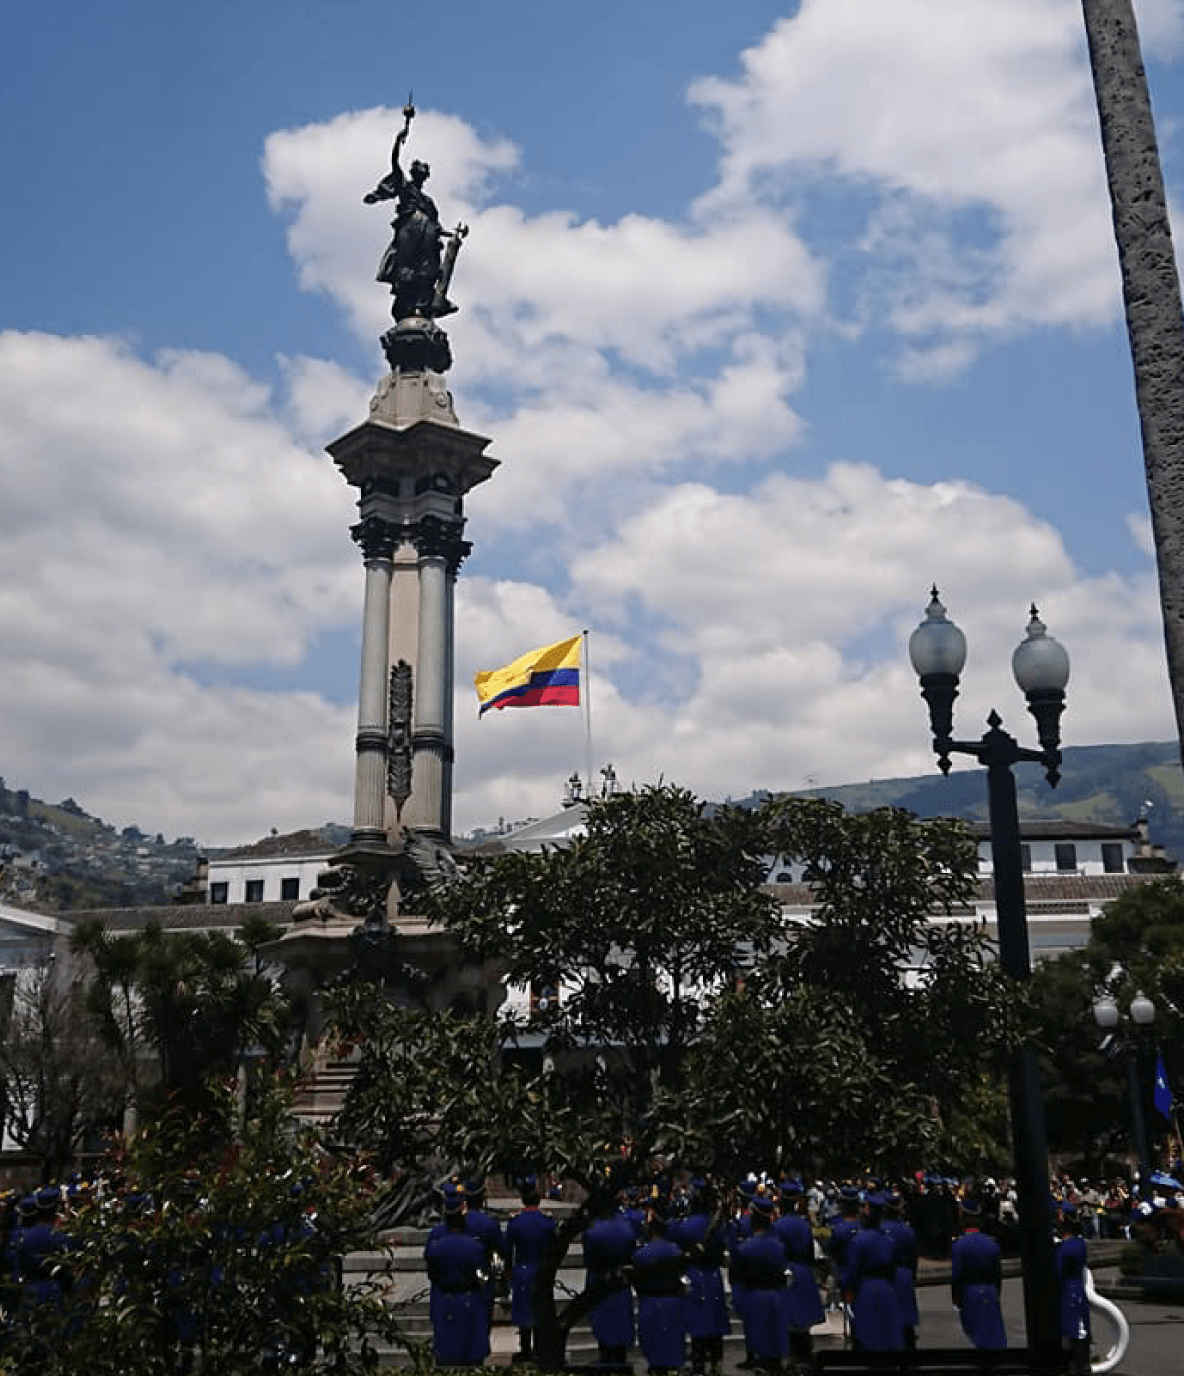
[[405, 516, 469, 839], [349, 514, 398, 843]]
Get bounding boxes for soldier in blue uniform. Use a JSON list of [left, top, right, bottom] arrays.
[[424, 1185, 491, 1367], [504, 1175, 557, 1364], [825, 1185, 862, 1301], [583, 1190, 638, 1370], [880, 1188, 919, 1349], [1055, 1201, 1091, 1376], [622, 1187, 647, 1241], [728, 1188, 789, 1374], [949, 1198, 1006, 1350], [8, 1185, 72, 1360], [669, 1178, 730, 1376], [844, 1192, 902, 1352], [464, 1177, 505, 1334], [13, 1187, 71, 1311], [773, 1180, 824, 1366], [630, 1191, 687, 1376], [728, 1177, 758, 1363]]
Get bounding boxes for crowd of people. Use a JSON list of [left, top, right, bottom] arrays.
[[4, 1161, 1180, 1371], [422, 1167, 1181, 1375]]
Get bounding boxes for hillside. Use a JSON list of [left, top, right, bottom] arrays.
[[743, 740, 1184, 858], [3, 740, 1183, 911], [0, 779, 202, 911]]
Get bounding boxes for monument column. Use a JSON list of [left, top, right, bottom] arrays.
[[349, 513, 398, 843], [405, 516, 469, 839], [266, 95, 506, 1045]]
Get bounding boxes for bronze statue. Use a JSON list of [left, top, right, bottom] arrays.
[[364, 99, 468, 323]]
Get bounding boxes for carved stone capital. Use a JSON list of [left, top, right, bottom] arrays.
[[410, 515, 471, 574], [350, 515, 400, 562]]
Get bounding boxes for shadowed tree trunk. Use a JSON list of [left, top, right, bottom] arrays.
[[1081, 0, 1184, 765]]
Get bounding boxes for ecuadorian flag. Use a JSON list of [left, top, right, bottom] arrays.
[[474, 634, 581, 715]]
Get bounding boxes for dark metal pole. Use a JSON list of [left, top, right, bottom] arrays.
[[983, 726, 1061, 1375], [1127, 1047, 1152, 1182]]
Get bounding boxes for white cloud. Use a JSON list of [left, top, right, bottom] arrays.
[[449, 465, 1175, 830], [689, 0, 1121, 367], [0, 331, 359, 843], [1137, 0, 1184, 57]]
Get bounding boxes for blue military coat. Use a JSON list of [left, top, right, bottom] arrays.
[[669, 1211, 731, 1339], [846, 1224, 903, 1351], [504, 1205, 557, 1328], [882, 1216, 920, 1329], [729, 1231, 789, 1361], [950, 1229, 1006, 1350], [583, 1213, 637, 1348], [772, 1212, 825, 1331], [424, 1227, 491, 1366], [631, 1234, 687, 1369], [1055, 1235, 1090, 1342]]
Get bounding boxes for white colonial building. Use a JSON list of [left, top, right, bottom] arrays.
[[203, 830, 334, 907]]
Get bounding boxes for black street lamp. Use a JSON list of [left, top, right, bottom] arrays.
[[1094, 985, 1157, 1184], [909, 588, 1068, 1374]]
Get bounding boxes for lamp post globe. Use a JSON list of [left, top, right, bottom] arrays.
[[1131, 991, 1156, 1027], [1011, 606, 1071, 693], [1093, 994, 1120, 1031], [907, 587, 967, 678]]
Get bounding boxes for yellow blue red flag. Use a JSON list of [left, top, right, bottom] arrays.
[[474, 635, 581, 715]]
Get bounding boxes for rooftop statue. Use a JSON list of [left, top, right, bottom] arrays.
[[364, 99, 468, 326]]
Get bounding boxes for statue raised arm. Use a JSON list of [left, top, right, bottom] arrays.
[[363, 101, 415, 206], [363, 99, 464, 324]]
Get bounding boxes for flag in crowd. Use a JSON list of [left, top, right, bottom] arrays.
[[474, 634, 581, 715], [1154, 1050, 1174, 1122]]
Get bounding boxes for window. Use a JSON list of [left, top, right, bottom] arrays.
[[1020, 844, 1032, 872], [1101, 843, 1125, 875], [245, 879, 265, 903], [281, 877, 300, 901], [209, 882, 228, 905], [1054, 843, 1077, 873]]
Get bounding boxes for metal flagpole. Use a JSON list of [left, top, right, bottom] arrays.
[[582, 629, 593, 796]]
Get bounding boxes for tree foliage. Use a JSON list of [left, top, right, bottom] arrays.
[[2, 1075, 403, 1376], [70, 920, 292, 1128], [428, 784, 782, 1079], [1030, 874, 1184, 1168], [349, 789, 1015, 1182], [690, 799, 1014, 1177], [0, 950, 124, 1180]]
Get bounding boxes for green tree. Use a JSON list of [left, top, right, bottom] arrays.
[[72, 921, 292, 1129], [1028, 950, 1125, 1170], [0, 951, 124, 1180], [1031, 875, 1184, 1168], [6, 1074, 404, 1376], [427, 783, 782, 1090], [687, 798, 1015, 1177]]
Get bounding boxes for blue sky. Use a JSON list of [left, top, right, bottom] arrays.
[[2, 0, 1183, 845]]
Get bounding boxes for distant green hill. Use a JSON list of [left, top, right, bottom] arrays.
[[6, 742, 1184, 911], [742, 740, 1184, 860]]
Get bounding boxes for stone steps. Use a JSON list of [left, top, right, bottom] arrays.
[[291, 1055, 358, 1125]]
